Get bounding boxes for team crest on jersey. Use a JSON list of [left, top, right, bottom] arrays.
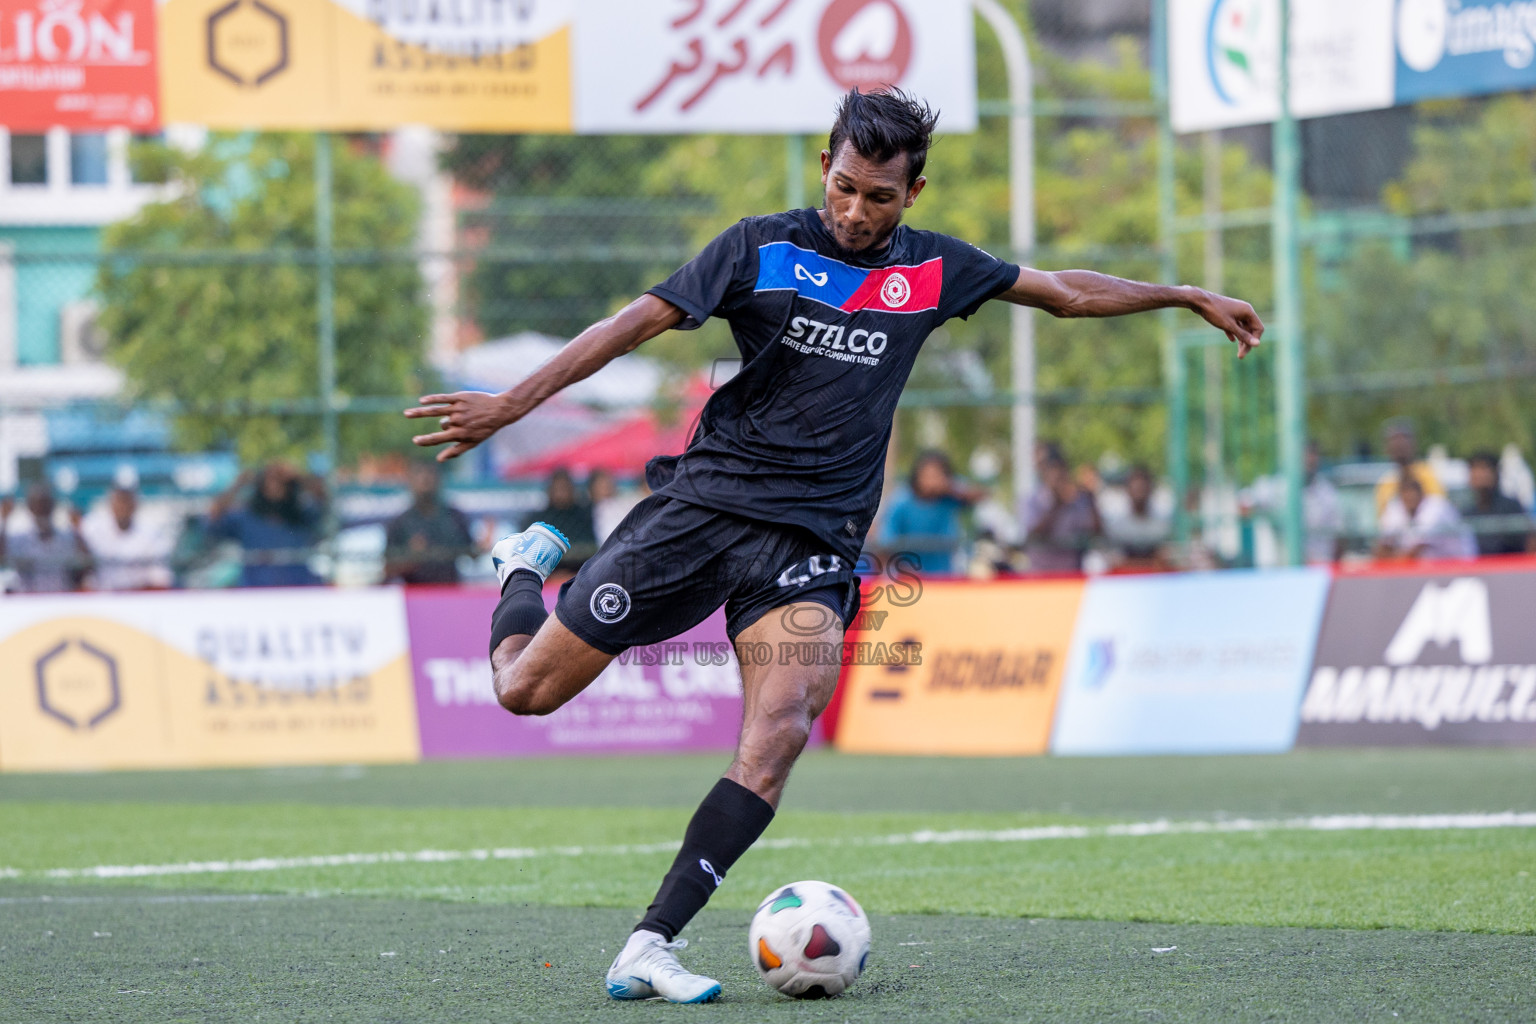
[[590, 583, 631, 623], [880, 272, 911, 308]]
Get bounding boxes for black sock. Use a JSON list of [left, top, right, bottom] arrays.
[[636, 778, 775, 941], [489, 569, 548, 658]]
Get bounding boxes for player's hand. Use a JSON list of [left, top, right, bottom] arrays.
[[1196, 291, 1264, 359], [404, 391, 509, 462]]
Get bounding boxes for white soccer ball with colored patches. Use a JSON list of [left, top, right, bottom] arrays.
[[749, 880, 871, 999]]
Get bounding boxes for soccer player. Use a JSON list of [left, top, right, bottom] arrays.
[[405, 90, 1263, 1003]]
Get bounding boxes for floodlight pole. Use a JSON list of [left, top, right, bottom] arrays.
[[973, 0, 1036, 501], [1273, 0, 1306, 565]]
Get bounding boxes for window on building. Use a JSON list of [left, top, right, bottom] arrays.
[[70, 133, 109, 185], [9, 134, 47, 185]]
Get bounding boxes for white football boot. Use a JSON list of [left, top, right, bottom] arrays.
[[605, 931, 722, 1004], [490, 522, 570, 589]]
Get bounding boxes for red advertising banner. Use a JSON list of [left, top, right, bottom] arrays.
[[0, 0, 158, 131]]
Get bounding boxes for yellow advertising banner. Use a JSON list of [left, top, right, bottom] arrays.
[[836, 579, 1085, 756], [0, 589, 419, 771], [156, 0, 572, 130]]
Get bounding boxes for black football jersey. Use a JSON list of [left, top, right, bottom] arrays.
[[645, 207, 1018, 560]]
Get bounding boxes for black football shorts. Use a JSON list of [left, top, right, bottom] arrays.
[[553, 494, 861, 656]]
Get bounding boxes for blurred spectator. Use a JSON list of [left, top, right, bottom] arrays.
[[1461, 451, 1535, 557], [1377, 472, 1475, 561], [1, 483, 89, 593], [1242, 443, 1344, 565], [1375, 419, 1444, 516], [1499, 444, 1535, 511], [1303, 443, 1344, 564], [590, 469, 645, 544], [1022, 452, 1102, 573], [79, 471, 176, 590], [966, 448, 1020, 577], [537, 468, 597, 566], [1033, 439, 1064, 481], [877, 450, 978, 575], [1104, 465, 1172, 570], [384, 462, 476, 584], [208, 463, 326, 587]]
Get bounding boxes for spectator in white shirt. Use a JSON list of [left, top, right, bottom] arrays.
[[1377, 472, 1475, 562], [1, 483, 90, 592], [1303, 443, 1344, 564], [589, 469, 646, 544], [1105, 465, 1173, 570], [80, 478, 177, 590]]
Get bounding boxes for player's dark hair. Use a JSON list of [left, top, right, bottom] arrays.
[[828, 89, 939, 187]]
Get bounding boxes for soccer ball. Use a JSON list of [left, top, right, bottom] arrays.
[[749, 880, 871, 999]]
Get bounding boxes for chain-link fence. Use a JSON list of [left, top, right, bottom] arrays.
[[3, 0, 1534, 593]]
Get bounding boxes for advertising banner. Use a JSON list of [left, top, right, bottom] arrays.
[[835, 579, 1083, 756], [1051, 569, 1331, 755], [156, 0, 572, 130], [406, 588, 748, 758], [1169, 0, 1396, 133], [0, 0, 159, 130], [0, 588, 419, 771], [1394, 0, 1536, 104], [572, 0, 976, 134], [1297, 566, 1536, 746]]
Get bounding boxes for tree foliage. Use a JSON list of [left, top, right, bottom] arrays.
[[441, 135, 705, 342], [96, 134, 430, 465], [1310, 95, 1536, 455]]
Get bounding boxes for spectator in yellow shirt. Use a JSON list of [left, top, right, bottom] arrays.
[[1375, 418, 1444, 516]]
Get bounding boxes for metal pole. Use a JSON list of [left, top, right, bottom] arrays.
[[1273, 0, 1306, 565], [1152, 0, 1188, 543], [1202, 130, 1225, 495], [786, 134, 806, 210], [315, 133, 339, 552], [972, 0, 1036, 501]]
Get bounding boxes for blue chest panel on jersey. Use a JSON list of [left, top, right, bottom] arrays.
[[753, 242, 869, 309]]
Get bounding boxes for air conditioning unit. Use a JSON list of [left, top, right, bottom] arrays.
[[59, 299, 108, 364]]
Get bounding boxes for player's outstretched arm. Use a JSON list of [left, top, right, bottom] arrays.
[[1001, 267, 1264, 359], [405, 294, 685, 461]]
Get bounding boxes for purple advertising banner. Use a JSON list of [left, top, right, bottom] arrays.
[[406, 588, 748, 758]]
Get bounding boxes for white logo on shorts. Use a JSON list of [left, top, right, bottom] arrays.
[[590, 583, 631, 624], [880, 272, 911, 308]]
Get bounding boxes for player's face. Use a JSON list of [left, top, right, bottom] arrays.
[[818, 143, 926, 253]]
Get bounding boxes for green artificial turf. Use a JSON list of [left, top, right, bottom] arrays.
[[4, 750, 1535, 1021], [3, 801, 1533, 934], [2, 892, 1532, 1024], [5, 748, 1535, 816]]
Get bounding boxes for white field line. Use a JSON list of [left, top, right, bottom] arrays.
[[0, 893, 299, 905], [9, 812, 1535, 882]]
